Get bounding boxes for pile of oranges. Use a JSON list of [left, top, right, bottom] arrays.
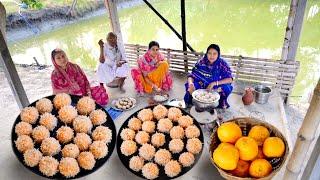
[[212, 122, 285, 178]]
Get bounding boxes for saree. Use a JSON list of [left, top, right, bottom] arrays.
[[131, 51, 173, 93], [51, 59, 91, 96], [184, 55, 233, 108]]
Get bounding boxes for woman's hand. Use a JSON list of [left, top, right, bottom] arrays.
[[153, 85, 162, 93], [142, 71, 149, 77], [98, 39, 104, 48], [188, 83, 195, 93], [207, 82, 216, 91]]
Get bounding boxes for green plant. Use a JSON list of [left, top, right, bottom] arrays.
[[21, 0, 43, 10]]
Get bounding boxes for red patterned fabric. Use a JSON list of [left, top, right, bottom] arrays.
[[51, 57, 108, 106], [90, 85, 109, 106]]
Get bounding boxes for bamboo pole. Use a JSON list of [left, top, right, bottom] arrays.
[[281, 0, 307, 61], [281, 0, 298, 61], [287, 0, 307, 61], [301, 135, 320, 179], [142, 0, 195, 52], [0, 2, 5, 38], [284, 78, 320, 180], [181, 0, 187, 52], [0, 2, 29, 109], [281, 0, 305, 103], [181, 0, 188, 73], [104, 0, 125, 53]]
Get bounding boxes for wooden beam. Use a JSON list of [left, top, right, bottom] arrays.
[[0, 2, 5, 39], [181, 0, 188, 72], [281, 0, 307, 61], [104, 0, 125, 52], [284, 78, 320, 180], [287, 0, 307, 61], [281, 0, 298, 61], [0, 2, 29, 109], [142, 0, 195, 52], [181, 0, 187, 52]]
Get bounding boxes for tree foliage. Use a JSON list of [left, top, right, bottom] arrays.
[[21, 0, 43, 10]]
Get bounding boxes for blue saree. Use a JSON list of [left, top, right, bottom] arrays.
[[184, 55, 233, 108]]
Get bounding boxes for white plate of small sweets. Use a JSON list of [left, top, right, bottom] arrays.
[[112, 97, 137, 111], [192, 89, 220, 104], [153, 93, 169, 103]]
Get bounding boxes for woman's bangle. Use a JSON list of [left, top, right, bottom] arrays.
[[216, 81, 219, 86]]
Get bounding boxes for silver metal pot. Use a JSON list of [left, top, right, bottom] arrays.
[[254, 85, 272, 104], [192, 89, 220, 110]]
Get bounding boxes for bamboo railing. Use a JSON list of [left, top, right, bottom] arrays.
[[124, 44, 300, 98]]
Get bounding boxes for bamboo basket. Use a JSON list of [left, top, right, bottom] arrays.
[[209, 117, 289, 180]]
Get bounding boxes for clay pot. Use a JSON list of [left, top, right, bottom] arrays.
[[242, 87, 254, 105]]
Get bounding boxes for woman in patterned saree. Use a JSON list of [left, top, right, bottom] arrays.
[[131, 41, 173, 95], [51, 48, 91, 96], [184, 44, 233, 109]]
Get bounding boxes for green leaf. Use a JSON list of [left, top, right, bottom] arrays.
[[21, 0, 43, 10]]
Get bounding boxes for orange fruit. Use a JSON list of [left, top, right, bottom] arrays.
[[248, 125, 270, 146], [249, 159, 272, 178], [217, 122, 242, 144], [229, 160, 250, 177], [235, 137, 258, 161], [254, 147, 266, 160], [263, 137, 285, 158], [213, 143, 239, 170]]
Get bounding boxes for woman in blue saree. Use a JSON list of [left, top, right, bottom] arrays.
[[184, 44, 233, 109]]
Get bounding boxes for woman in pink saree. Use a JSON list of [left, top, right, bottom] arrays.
[[131, 41, 173, 94], [51, 48, 91, 96]]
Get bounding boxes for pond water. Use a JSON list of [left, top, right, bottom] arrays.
[[6, 0, 320, 103]]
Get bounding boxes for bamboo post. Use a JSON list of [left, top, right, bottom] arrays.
[[281, 0, 307, 103], [287, 0, 307, 61], [136, 44, 140, 61], [281, 0, 298, 61], [0, 2, 29, 109], [142, 0, 195, 52], [166, 48, 171, 63], [0, 2, 5, 38], [104, 0, 125, 53], [235, 55, 242, 81], [281, 0, 307, 61], [284, 78, 320, 180], [301, 135, 320, 179], [181, 0, 187, 52], [181, 0, 188, 73]]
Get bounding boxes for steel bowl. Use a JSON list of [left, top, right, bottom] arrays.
[[153, 93, 169, 103], [192, 89, 220, 109], [254, 85, 272, 104]]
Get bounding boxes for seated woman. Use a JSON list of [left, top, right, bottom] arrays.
[[51, 48, 91, 96], [96, 32, 129, 91], [131, 41, 173, 95], [184, 44, 233, 108]]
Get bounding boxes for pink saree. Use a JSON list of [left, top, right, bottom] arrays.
[[51, 59, 90, 96], [131, 51, 173, 93]]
